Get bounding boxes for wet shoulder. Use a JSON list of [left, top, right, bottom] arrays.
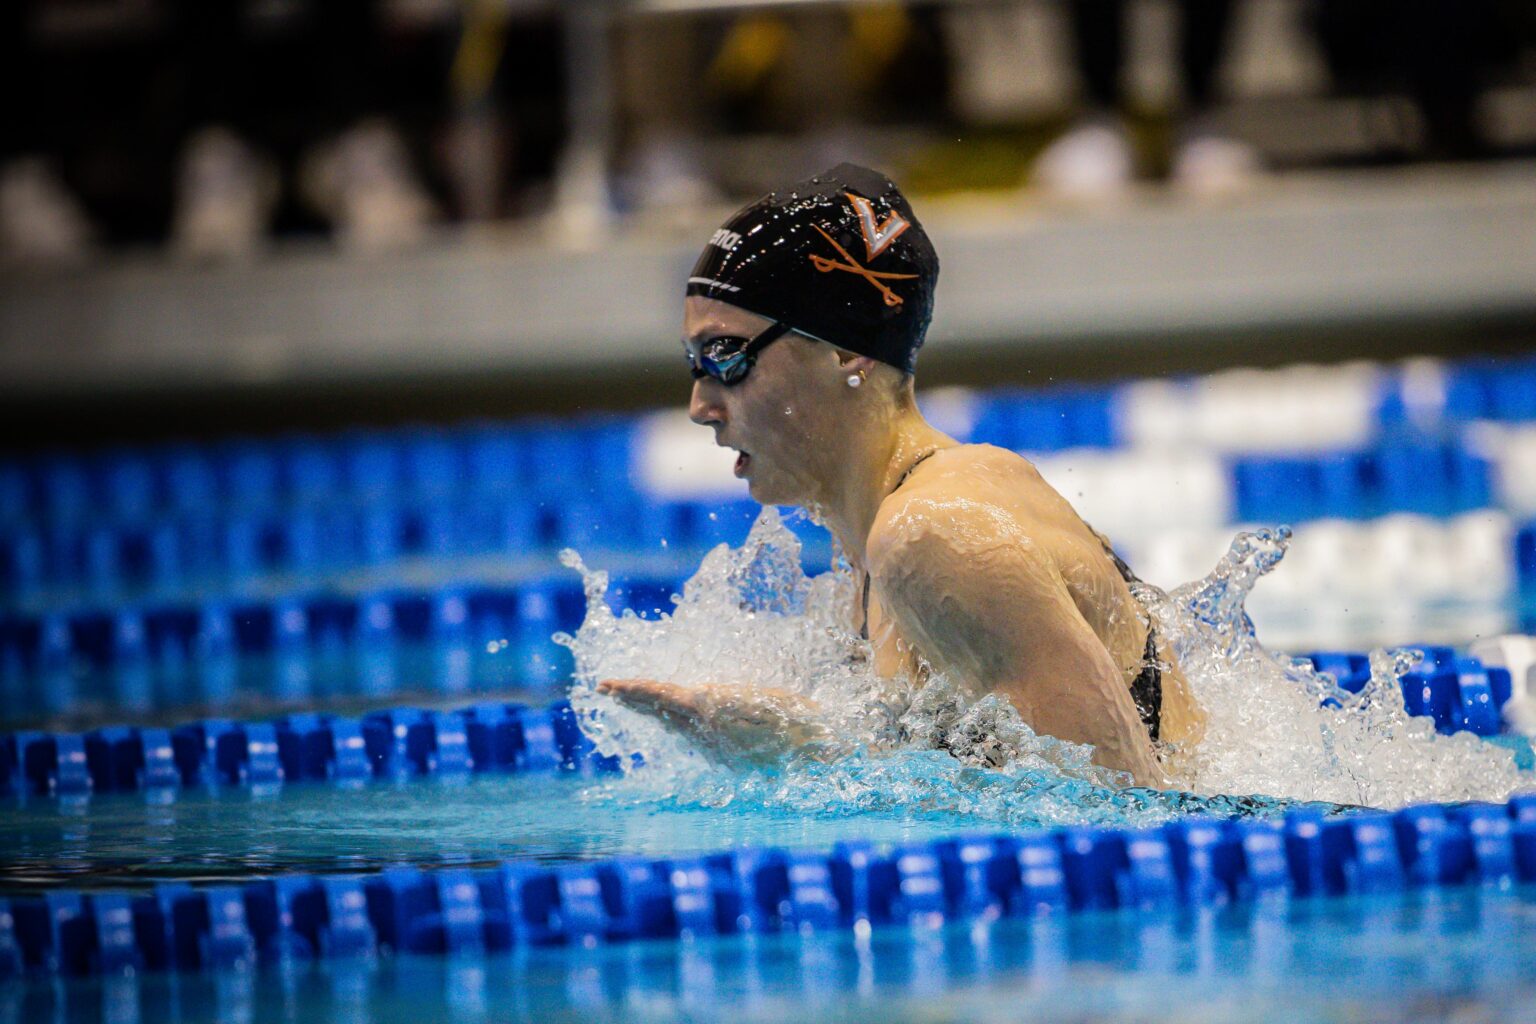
[[881, 443, 1024, 487], [868, 444, 1059, 569], [880, 444, 1060, 518]]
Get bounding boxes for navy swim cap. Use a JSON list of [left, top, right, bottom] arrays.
[[686, 163, 939, 375]]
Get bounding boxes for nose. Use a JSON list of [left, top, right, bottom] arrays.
[[689, 378, 725, 427]]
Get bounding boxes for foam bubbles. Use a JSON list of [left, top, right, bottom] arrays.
[[561, 510, 1524, 827]]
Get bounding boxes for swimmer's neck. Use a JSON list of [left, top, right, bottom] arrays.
[[810, 403, 952, 569]]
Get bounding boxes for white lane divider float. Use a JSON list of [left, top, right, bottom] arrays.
[[1030, 448, 1232, 550], [1465, 421, 1536, 521], [635, 410, 747, 501], [1120, 361, 1383, 454], [1124, 512, 1516, 652], [1467, 636, 1536, 736]]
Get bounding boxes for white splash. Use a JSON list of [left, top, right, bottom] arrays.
[[560, 510, 1525, 823], [1142, 526, 1526, 806]]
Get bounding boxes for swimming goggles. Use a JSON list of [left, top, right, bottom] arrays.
[[684, 322, 791, 386]]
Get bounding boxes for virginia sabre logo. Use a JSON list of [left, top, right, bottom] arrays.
[[805, 192, 917, 307]]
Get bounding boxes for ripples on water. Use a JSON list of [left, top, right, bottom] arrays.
[[563, 510, 1527, 826]]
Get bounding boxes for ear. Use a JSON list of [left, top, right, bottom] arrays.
[[833, 349, 878, 375]]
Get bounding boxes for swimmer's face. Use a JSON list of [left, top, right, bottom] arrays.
[[685, 296, 853, 506]]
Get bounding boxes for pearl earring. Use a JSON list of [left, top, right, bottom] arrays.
[[846, 372, 863, 389]]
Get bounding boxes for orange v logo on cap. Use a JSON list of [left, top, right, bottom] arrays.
[[846, 191, 910, 261], [807, 224, 918, 307]]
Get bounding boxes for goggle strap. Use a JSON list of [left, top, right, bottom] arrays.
[[739, 321, 792, 360]]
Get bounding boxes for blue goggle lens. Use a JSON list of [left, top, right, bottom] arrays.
[[686, 338, 754, 385], [683, 323, 790, 387]]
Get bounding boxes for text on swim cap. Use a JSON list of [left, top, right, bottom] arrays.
[[709, 228, 743, 252]]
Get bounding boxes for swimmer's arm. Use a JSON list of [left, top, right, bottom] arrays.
[[867, 505, 1165, 787], [595, 679, 836, 766]]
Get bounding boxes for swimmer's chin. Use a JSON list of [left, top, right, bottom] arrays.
[[740, 470, 801, 508]]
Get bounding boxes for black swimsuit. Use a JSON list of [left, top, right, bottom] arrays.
[[1102, 546, 1163, 742], [858, 449, 1164, 742]]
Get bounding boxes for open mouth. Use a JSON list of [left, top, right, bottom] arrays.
[[734, 450, 751, 477]]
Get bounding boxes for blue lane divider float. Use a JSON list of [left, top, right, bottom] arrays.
[[1, 701, 619, 801], [1229, 438, 1492, 524], [0, 445, 779, 612], [0, 582, 605, 721], [4, 610, 1522, 740], [3, 793, 1535, 979], [1296, 648, 1515, 737], [0, 492, 773, 608], [4, 637, 1526, 802]]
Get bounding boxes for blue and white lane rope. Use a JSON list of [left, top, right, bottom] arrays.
[[2, 567, 1529, 729], [2, 701, 621, 802], [3, 641, 1528, 805], [3, 795, 1535, 979], [10, 355, 1536, 615]]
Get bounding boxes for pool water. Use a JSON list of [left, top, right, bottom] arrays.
[[0, 767, 1321, 895], [6, 885, 1536, 1023], [6, 494, 1536, 1020], [0, 773, 973, 894]]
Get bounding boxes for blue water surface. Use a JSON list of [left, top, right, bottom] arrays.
[[6, 885, 1536, 1023], [0, 756, 1332, 895], [0, 771, 1024, 893]]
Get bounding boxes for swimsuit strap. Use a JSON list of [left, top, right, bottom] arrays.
[[860, 573, 872, 641], [1128, 621, 1163, 743], [859, 447, 942, 641], [1102, 537, 1162, 742]]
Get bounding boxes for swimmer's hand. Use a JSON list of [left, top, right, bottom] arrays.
[[595, 679, 835, 766]]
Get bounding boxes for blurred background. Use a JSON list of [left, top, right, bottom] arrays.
[[3, 0, 1536, 729]]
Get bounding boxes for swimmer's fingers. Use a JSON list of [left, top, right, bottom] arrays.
[[596, 679, 707, 726], [596, 680, 832, 765], [595, 677, 690, 707], [597, 679, 729, 757]]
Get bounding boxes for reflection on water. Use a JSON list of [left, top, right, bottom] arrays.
[[6, 886, 1536, 1024], [0, 771, 1001, 893]]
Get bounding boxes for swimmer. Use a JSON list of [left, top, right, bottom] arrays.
[[599, 164, 1202, 787]]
